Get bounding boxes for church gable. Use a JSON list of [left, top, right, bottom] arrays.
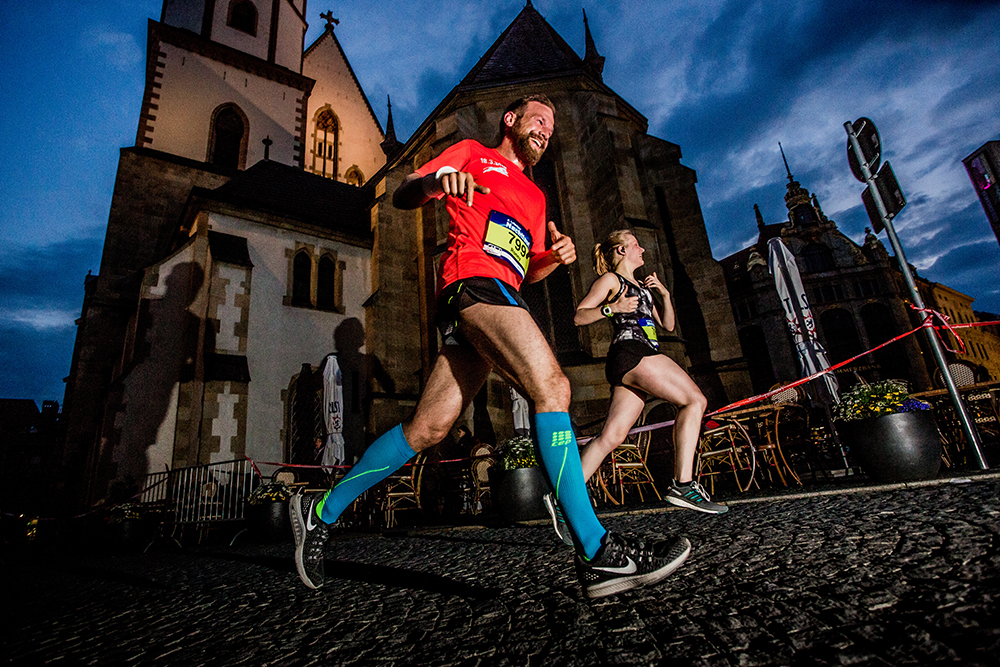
[[303, 23, 386, 185]]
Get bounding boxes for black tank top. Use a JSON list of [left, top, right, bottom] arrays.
[[608, 273, 658, 350]]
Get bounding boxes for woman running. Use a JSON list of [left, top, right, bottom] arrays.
[[544, 229, 726, 544]]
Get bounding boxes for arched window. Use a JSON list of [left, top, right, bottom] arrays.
[[291, 251, 312, 307], [819, 308, 862, 364], [316, 255, 338, 311], [800, 243, 835, 273], [228, 0, 257, 36], [208, 104, 247, 169], [345, 166, 364, 187], [860, 303, 909, 381], [791, 203, 819, 227], [313, 108, 339, 179]]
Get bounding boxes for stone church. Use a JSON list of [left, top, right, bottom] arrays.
[[61, 0, 749, 509]]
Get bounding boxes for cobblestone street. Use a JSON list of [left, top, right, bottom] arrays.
[[5, 475, 999, 666]]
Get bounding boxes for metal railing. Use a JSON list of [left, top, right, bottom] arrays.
[[140, 459, 255, 525]]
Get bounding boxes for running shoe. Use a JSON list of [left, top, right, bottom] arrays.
[[542, 492, 574, 546], [289, 491, 331, 589], [576, 531, 691, 599], [665, 479, 729, 514]]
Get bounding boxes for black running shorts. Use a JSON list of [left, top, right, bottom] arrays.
[[605, 339, 660, 387], [436, 277, 530, 346]]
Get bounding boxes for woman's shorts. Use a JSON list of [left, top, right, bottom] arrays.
[[436, 277, 529, 346], [605, 339, 660, 387]]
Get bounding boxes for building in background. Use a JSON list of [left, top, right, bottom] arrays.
[[963, 141, 1000, 248], [722, 154, 998, 402]]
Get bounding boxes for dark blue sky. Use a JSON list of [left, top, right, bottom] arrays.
[[1, 0, 998, 405]]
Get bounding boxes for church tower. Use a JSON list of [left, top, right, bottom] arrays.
[[61, 1, 386, 509]]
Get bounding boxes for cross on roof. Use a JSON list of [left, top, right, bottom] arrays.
[[320, 11, 339, 29]]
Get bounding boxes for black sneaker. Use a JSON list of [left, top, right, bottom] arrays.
[[289, 491, 331, 589], [542, 493, 574, 546], [576, 531, 691, 599], [666, 479, 729, 514]]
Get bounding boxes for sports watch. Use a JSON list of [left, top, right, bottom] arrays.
[[601, 304, 614, 318]]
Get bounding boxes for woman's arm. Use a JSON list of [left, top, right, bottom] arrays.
[[643, 272, 675, 331], [574, 273, 638, 326]]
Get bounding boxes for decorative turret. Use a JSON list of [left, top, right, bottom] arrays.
[[779, 142, 823, 229], [380, 96, 403, 158], [583, 9, 605, 79]]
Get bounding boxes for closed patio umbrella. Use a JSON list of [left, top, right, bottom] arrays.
[[767, 238, 840, 404], [321, 354, 346, 467]]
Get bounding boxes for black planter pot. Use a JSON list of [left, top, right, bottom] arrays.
[[489, 467, 550, 523], [246, 500, 292, 542], [837, 410, 942, 482]]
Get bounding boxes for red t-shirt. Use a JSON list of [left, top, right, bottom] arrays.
[[415, 140, 547, 293]]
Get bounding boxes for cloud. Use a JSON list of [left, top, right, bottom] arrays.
[[82, 27, 143, 72], [0, 309, 77, 331]]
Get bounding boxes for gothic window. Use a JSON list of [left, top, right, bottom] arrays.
[[316, 255, 339, 311], [520, 158, 581, 360], [800, 243, 834, 273], [291, 251, 312, 307], [819, 308, 862, 364], [313, 108, 339, 179], [228, 0, 257, 36], [208, 104, 247, 169], [345, 166, 364, 187]]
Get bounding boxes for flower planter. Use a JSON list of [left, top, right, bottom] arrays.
[[246, 499, 292, 542], [837, 410, 942, 482], [489, 467, 550, 523]]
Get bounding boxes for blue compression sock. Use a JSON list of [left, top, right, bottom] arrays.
[[533, 411, 607, 560], [316, 424, 416, 524]]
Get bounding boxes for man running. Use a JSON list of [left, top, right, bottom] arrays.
[[290, 95, 691, 599]]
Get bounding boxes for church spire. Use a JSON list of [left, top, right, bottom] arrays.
[[754, 203, 765, 231], [779, 141, 793, 182], [380, 95, 403, 158], [583, 9, 605, 79]]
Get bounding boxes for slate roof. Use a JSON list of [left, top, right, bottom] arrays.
[[204, 159, 373, 242], [460, 2, 588, 88]]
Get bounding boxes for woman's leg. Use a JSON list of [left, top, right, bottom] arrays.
[[579, 386, 646, 481], [621, 355, 708, 483]]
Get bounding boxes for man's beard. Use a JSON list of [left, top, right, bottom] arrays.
[[512, 123, 546, 166]]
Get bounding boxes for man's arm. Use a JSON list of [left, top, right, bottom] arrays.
[[526, 221, 576, 283], [393, 169, 490, 210]]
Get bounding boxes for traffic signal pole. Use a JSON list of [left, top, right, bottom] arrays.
[[845, 121, 988, 470]]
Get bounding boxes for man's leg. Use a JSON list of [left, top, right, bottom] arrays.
[[317, 344, 492, 524], [291, 345, 490, 589], [458, 303, 606, 559]]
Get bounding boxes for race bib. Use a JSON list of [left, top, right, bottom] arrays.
[[483, 210, 532, 280], [638, 317, 659, 348]]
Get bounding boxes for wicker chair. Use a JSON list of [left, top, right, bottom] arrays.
[[469, 443, 495, 514]]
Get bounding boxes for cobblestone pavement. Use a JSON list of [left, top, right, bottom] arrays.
[[5, 475, 999, 666]]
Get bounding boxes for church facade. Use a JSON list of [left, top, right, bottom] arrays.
[[61, 0, 750, 509]]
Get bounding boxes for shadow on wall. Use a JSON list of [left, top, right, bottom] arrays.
[[334, 317, 394, 462], [98, 262, 206, 502]]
